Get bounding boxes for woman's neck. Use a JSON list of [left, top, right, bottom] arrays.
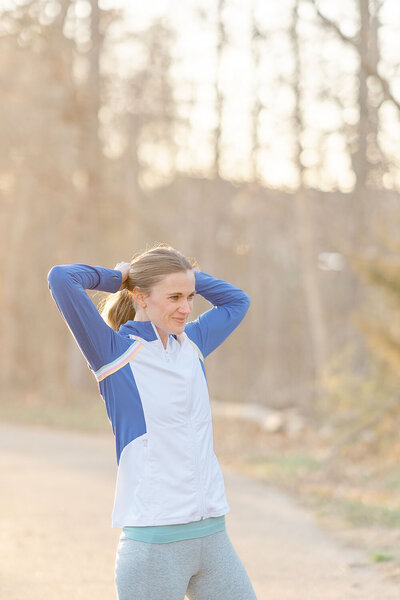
[[134, 313, 168, 349]]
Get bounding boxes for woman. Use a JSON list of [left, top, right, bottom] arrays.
[[47, 244, 257, 600]]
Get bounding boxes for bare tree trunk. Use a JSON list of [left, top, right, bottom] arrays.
[[0, 184, 29, 389], [125, 109, 142, 209], [250, 8, 262, 183], [293, 191, 329, 402], [214, 0, 225, 178], [291, 0, 329, 406], [246, 191, 276, 402], [352, 0, 369, 192], [86, 0, 102, 231], [66, 0, 104, 388], [366, 0, 383, 186]]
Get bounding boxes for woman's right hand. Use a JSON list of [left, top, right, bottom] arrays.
[[114, 262, 131, 290]]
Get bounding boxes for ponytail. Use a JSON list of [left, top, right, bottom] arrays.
[[99, 288, 136, 331]]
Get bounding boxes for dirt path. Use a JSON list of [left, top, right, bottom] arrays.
[[0, 423, 398, 600]]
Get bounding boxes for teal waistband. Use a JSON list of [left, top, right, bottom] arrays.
[[123, 515, 226, 544]]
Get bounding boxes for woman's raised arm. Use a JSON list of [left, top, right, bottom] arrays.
[[47, 263, 123, 373], [184, 270, 250, 358]]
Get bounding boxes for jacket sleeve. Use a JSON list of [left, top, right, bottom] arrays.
[[184, 270, 250, 359], [47, 264, 123, 373]]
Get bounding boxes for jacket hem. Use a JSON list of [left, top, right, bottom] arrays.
[[112, 506, 230, 529]]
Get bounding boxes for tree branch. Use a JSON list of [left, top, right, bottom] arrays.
[[307, 0, 400, 113]]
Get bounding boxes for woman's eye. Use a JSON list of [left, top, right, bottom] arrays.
[[170, 295, 194, 301]]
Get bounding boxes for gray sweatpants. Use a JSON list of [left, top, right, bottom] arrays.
[[115, 529, 258, 600]]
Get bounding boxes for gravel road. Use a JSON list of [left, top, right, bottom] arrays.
[[0, 423, 398, 600]]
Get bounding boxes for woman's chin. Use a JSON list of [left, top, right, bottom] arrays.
[[170, 319, 186, 332]]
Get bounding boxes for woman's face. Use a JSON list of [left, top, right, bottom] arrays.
[[135, 270, 196, 340]]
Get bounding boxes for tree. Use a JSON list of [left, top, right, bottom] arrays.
[[290, 0, 329, 404], [213, 0, 224, 177]]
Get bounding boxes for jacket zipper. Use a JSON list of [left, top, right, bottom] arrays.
[[166, 330, 207, 520], [189, 417, 206, 520], [187, 360, 207, 520]]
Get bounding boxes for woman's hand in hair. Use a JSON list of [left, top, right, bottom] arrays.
[[114, 262, 131, 291]]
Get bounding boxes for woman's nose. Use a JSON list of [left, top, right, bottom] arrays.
[[178, 300, 191, 314]]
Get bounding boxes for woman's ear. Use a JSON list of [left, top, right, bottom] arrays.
[[132, 288, 148, 309]]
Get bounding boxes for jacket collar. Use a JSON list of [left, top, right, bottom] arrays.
[[118, 320, 157, 341], [118, 320, 178, 342]]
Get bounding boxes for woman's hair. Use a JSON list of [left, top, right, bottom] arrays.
[[99, 244, 199, 331]]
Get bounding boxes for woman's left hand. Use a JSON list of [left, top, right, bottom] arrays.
[[114, 262, 131, 290]]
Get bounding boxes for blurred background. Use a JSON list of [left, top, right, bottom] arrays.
[[1, 0, 400, 545]]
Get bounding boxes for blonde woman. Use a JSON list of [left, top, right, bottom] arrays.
[[47, 244, 257, 600]]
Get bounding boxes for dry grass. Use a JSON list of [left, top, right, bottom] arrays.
[[212, 413, 400, 586]]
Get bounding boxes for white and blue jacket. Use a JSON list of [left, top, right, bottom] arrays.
[[47, 264, 250, 527]]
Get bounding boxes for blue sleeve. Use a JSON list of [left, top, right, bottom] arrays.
[[47, 264, 123, 372], [185, 270, 250, 358]]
